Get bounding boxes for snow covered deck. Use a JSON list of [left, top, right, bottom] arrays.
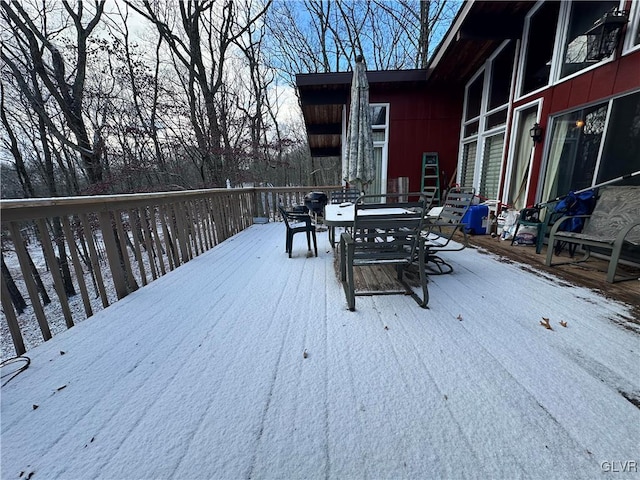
[[2, 223, 639, 479]]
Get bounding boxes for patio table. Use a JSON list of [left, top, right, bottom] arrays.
[[324, 203, 417, 247], [325, 204, 442, 226], [324, 203, 416, 227]]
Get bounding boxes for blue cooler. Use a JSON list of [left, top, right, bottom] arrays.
[[462, 204, 488, 234]]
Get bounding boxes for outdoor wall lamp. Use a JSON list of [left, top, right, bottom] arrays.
[[585, 8, 629, 61], [530, 123, 543, 144]]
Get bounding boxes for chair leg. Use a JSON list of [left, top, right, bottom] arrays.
[[345, 244, 355, 311], [535, 224, 544, 254], [417, 242, 429, 308], [339, 236, 355, 310], [306, 230, 311, 252], [607, 242, 623, 283], [340, 236, 347, 281], [287, 232, 293, 258], [311, 229, 318, 257], [510, 223, 520, 246]]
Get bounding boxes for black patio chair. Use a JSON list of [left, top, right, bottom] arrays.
[[278, 205, 317, 258]]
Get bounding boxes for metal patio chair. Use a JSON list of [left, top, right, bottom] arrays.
[[420, 188, 475, 274], [339, 192, 430, 310]]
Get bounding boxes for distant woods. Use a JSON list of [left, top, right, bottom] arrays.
[[1, 0, 457, 198]]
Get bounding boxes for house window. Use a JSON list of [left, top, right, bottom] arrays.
[[596, 91, 640, 184], [505, 104, 539, 210], [559, 1, 619, 79], [369, 104, 389, 195], [371, 105, 387, 127], [458, 41, 516, 199], [461, 141, 477, 188], [541, 90, 640, 203], [624, 0, 640, 51], [520, 1, 561, 96], [488, 42, 516, 111], [465, 73, 484, 121], [479, 133, 505, 200]]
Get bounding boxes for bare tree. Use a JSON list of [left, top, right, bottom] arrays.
[[1, 0, 107, 186], [266, 0, 458, 75], [125, 0, 271, 186]]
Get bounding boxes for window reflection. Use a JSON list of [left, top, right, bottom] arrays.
[[560, 1, 618, 78], [369, 106, 386, 126]]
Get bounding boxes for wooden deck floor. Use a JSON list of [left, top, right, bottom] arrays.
[[465, 233, 639, 317], [1, 223, 638, 479]]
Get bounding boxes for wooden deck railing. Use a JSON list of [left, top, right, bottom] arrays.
[[1, 186, 338, 356]]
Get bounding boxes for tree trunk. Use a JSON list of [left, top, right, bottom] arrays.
[[51, 217, 76, 297], [1, 254, 27, 314], [26, 248, 51, 305]]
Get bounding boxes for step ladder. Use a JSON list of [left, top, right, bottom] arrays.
[[421, 152, 440, 206]]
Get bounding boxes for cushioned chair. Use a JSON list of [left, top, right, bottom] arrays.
[[278, 205, 317, 258]]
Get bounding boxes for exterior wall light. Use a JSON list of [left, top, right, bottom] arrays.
[[585, 8, 629, 61], [530, 123, 543, 143]]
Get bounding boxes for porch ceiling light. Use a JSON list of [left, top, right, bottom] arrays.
[[585, 8, 629, 61], [530, 123, 543, 144]]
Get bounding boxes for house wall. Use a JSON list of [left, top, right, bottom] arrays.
[[515, 49, 640, 206], [370, 86, 464, 193]]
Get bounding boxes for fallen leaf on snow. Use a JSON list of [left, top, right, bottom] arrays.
[[303, 350, 308, 359], [456, 314, 463, 321], [540, 317, 553, 330], [559, 321, 568, 328]]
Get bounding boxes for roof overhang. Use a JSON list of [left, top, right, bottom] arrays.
[[296, 70, 429, 158], [296, 1, 535, 159], [426, 0, 533, 85]]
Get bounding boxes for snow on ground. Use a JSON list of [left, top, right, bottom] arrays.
[[1, 223, 639, 479], [1, 227, 168, 360]]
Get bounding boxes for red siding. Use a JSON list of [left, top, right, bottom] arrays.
[[363, 50, 639, 205], [589, 61, 617, 99], [514, 50, 640, 207], [567, 71, 593, 107], [370, 86, 463, 193], [548, 81, 572, 113], [613, 51, 640, 93]]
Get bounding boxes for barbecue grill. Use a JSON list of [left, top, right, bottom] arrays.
[[304, 192, 328, 217]]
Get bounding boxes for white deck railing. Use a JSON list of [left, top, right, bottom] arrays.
[[1, 186, 338, 356]]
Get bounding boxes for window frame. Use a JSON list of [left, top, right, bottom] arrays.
[[515, 0, 564, 100], [370, 102, 390, 195], [516, 0, 624, 102], [502, 98, 543, 208], [458, 40, 516, 198], [536, 88, 640, 203], [622, 0, 640, 54]]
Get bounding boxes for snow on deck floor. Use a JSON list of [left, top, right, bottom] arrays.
[[1, 223, 638, 480]]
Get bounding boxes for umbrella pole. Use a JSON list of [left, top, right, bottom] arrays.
[[538, 170, 640, 207]]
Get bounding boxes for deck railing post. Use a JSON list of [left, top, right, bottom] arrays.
[[98, 211, 129, 300]]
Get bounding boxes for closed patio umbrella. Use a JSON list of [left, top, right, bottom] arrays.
[[343, 55, 374, 195]]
